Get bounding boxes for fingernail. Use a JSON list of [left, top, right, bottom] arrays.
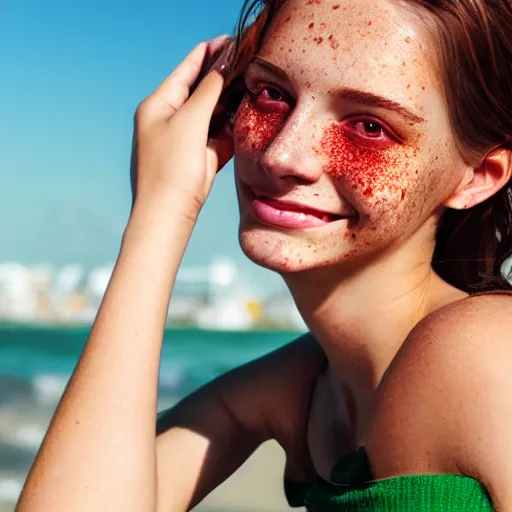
[[211, 34, 230, 45], [211, 38, 235, 79], [216, 62, 230, 78]]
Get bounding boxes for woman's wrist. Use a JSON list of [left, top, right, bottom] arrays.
[[125, 192, 200, 246]]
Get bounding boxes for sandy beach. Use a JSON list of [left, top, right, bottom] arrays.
[[197, 441, 292, 511]]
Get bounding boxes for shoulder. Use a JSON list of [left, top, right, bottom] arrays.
[[390, 292, 512, 380], [367, 292, 512, 507], [393, 292, 512, 372]]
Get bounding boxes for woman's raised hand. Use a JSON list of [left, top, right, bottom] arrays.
[[16, 37, 237, 512], [130, 36, 235, 220]]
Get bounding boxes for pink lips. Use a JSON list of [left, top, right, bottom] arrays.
[[252, 197, 341, 229]]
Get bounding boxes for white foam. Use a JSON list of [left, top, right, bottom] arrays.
[[10, 424, 45, 449], [33, 374, 67, 406], [0, 478, 22, 502]]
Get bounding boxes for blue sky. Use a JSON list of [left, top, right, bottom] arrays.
[[1, 0, 284, 295]]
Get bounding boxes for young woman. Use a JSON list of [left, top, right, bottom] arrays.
[[17, 0, 512, 510]]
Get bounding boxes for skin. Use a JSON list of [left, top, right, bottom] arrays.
[[234, 0, 473, 464], [16, 1, 512, 511], [235, 0, 459, 276]]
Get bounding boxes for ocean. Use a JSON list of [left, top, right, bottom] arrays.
[[0, 325, 297, 510]]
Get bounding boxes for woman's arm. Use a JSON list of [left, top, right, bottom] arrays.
[[16, 39, 235, 512], [154, 332, 325, 511]]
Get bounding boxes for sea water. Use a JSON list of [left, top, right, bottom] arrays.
[[0, 325, 297, 508]]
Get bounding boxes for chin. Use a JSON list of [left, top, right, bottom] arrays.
[[238, 216, 355, 274]]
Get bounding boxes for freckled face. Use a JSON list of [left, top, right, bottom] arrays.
[[233, 0, 467, 273]]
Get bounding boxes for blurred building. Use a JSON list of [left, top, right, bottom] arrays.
[[51, 264, 86, 322], [262, 291, 307, 331], [87, 265, 114, 310], [172, 258, 254, 330], [0, 263, 37, 321], [0, 258, 307, 330]]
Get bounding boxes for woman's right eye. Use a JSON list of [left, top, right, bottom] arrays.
[[249, 85, 291, 113], [259, 87, 283, 101]]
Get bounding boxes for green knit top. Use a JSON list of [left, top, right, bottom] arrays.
[[285, 447, 494, 511]]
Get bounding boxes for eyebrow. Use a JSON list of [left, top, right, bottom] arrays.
[[249, 57, 290, 81], [339, 89, 425, 124], [249, 57, 425, 124]]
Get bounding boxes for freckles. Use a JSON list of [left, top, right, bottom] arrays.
[[234, 97, 287, 153], [316, 123, 416, 203], [328, 34, 339, 49]]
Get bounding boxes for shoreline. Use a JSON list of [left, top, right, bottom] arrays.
[[0, 322, 302, 334]]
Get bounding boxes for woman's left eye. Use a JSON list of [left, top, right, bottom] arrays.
[[344, 118, 399, 149], [352, 120, 388, 139]]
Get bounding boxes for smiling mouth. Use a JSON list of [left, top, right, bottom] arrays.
[[259, 197, 342, 220], [248, 191, 351, 230]]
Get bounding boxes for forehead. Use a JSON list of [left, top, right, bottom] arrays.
[[258, 0, 437, 109]]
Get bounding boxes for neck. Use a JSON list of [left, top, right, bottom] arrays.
[[283, 235, 465, 439]]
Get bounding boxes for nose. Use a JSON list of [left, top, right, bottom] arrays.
[[259, 108, 325, 184]]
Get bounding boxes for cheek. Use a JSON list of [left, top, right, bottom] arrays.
[[317, 123, 419, 207], [233, 96, 288, 153]]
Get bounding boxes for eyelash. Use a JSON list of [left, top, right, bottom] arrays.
[[343, 117, 401, 149], [247, 83, 293, 113], [245, 81, 401, 148]]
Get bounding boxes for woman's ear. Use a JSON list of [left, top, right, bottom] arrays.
[[444, 148, 512, 209]]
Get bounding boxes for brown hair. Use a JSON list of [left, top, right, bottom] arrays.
[[229, 0, 512, 293]]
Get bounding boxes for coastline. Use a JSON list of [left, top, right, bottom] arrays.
[[0, 327, 298, 511], [0, 321, 302, 334]]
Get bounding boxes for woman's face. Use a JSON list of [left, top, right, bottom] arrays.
[[233, 0, 467, 273]]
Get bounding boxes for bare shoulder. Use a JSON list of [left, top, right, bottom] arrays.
[[389, 292, 512, 370], [367, 293, 512, 507], [380, 292, 512, 380]]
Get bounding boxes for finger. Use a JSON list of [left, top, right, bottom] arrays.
[[207, 34, 231, 59], [152, 36, 230, 114], [179, 68, 226, 132], [189, 36, 234, 97], [150, 42, 209, 116]]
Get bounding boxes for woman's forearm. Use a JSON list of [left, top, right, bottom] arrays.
[[18, 36, 232, 511], [17, 197, 196, 512]]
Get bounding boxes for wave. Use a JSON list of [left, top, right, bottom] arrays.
[[0, 478, 22, 503]]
